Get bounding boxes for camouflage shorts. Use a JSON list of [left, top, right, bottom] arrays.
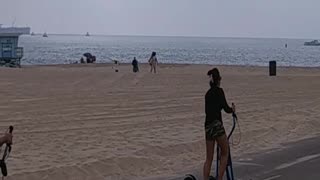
[[205, 120, 226, 141]]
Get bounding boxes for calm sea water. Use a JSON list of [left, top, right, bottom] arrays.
[[19, 35, 320, 67]]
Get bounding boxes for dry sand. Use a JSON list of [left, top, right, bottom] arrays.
[[0, 63, 319, 180]]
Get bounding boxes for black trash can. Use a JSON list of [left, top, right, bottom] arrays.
[[269, 61, 276, 76]]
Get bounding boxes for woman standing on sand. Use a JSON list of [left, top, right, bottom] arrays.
[[148, 52, 158, 73], [203, 68, 235, 180]]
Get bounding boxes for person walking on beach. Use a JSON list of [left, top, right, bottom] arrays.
[[148, 52, 158, 73], [203, 68, 235, 180], [132, 57, 139, 73]]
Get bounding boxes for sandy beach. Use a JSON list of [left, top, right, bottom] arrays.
[[0, 63, 319, 180]]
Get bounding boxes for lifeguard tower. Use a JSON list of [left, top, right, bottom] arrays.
[[0, 24, 30, 67]]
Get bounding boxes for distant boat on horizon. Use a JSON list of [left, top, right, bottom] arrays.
[[31, 32, 35, 36], [304, 40, 320, 46], [43, 32, 48, 37], [85, 32, 90, 36]]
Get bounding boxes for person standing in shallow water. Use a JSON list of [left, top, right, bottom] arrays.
[[148, 52, 158, 73], [132, 57, 139, 73], [203, 68, 236, 180]]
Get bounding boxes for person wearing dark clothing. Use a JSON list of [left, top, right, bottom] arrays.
[[132, 57, 139, 73], [80, 57, 85, 64], [203, 68, 236, 180], [205, 83, 233, 139]]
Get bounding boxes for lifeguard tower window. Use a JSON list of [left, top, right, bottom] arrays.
[[2, 44, 12, 58]]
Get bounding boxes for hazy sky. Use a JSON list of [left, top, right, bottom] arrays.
[[0, 0, 319, 38]]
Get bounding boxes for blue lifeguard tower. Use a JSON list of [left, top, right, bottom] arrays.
[[0, 24, 30, 67]]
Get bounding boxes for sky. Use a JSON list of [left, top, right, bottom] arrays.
[[0, 0, 319, 39]]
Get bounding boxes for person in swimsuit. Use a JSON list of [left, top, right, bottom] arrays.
[[203, 68, 235, 180]]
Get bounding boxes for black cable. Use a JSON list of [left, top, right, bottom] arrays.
[[231, 114, 241, 147]]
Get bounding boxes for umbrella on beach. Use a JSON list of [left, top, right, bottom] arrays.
[[83, 53, 93, 58]]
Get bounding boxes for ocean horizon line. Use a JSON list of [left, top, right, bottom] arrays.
[[26, 33, 315, 41]]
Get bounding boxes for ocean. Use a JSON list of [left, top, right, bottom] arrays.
[[19, 34, 320, 67]]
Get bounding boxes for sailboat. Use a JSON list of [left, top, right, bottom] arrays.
[[85, 32, 90, 36], [43, 32, 48, 37]]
